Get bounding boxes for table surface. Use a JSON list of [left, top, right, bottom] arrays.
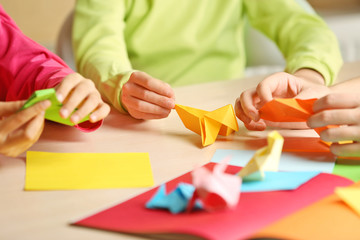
[[1, 62, 360, 240]]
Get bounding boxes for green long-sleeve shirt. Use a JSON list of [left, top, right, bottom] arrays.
[[73, 0, 342, 113]]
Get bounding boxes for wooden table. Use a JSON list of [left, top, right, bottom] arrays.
[[1, 62, 359, 240]]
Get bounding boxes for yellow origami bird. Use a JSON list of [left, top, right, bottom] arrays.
[[175, 104, 239, 146], [237, 131, 284, 181]]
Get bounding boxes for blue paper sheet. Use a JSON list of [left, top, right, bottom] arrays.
[[211, 149, 335, 173], [241, 171, 320, 192]]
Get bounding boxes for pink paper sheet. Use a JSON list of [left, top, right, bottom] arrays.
[[73, 163, 353, 240]]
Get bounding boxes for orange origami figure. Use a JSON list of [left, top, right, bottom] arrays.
[[175, 104, 239, 146], [259, 98, 316, 122], [259, 98, 352, 147]]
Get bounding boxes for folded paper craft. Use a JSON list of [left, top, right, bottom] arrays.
[[21, 88, 102, 132], [238, 131, 284, 181], [146, 159, 241, 213], [259, 98, 353, 148], [335, 185, 360, 217], [146, 183, 199, 214], [175, 104, 239, 146], [189, 158, 241, 211], [259, 98, 316, 122]]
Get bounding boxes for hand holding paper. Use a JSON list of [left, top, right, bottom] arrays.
[[22, 88, 102, 132], [175, 104, 239, 146], [308, 93, 360, 158], [0, 100, 50, 157], [54, 73, 110, 125], [259, 98, 356, 156], [235, 71, 329, 131]]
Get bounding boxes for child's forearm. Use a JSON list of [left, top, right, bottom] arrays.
[[329, 77, 360, 94], [293, 68, 326, 86]]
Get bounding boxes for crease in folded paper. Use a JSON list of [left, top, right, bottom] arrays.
[[175, 104, 239, 146]]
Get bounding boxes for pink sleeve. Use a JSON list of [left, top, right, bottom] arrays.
[[0, 5, 74, 101]]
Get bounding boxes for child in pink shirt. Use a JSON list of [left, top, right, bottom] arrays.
[[0, 5, 110, 157]]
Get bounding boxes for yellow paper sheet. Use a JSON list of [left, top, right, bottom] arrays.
[[238, 131, 284, 181], [336, 185, 360, 217], [25, 151, 154, 190]]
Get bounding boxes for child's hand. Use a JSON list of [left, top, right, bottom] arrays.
[[307, 93, 360, 157], [121, 71, 175, 119], [0, 100, 51, 157], [55, 73, 110, 124], [235, 70, 330, 130]]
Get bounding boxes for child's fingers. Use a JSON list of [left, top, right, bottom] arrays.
[[0, 112, 45, 157], [123, 82, 175, 110], [23, 113, 45, 141], [235, 96, 266, 130], [123, 95, 171, 119], [330, 142, 360, 158], [239, 89, 259, 121], [308, 108, 360, 128], [256, 78, 275, 103], [89, 103, 111, 123], [313, 93, 360, 112], [0, 101, 26, 116], [129, 72, 175, 98], [234, 98, 251, 124], [127, 108, 171, 120], [0, 100, 50, 137], [245, 120, 267, 131], [60, 81, 100, 119], [319, 126, 360, 143], [55, 73, 83, 103], [68, 93, 102, 123]]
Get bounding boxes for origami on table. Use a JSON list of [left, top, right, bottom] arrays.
[[175, 104, 239, 146], [238, 131, 284, 181], [146, 183, 198, 214], [189, 157, 241, 211], [146, 158, 241, 213]]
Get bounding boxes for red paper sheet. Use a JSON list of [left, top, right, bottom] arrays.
[[73, 163, 353, 240]]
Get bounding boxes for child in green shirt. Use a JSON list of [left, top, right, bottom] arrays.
[[73, 0, 342, 120]]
